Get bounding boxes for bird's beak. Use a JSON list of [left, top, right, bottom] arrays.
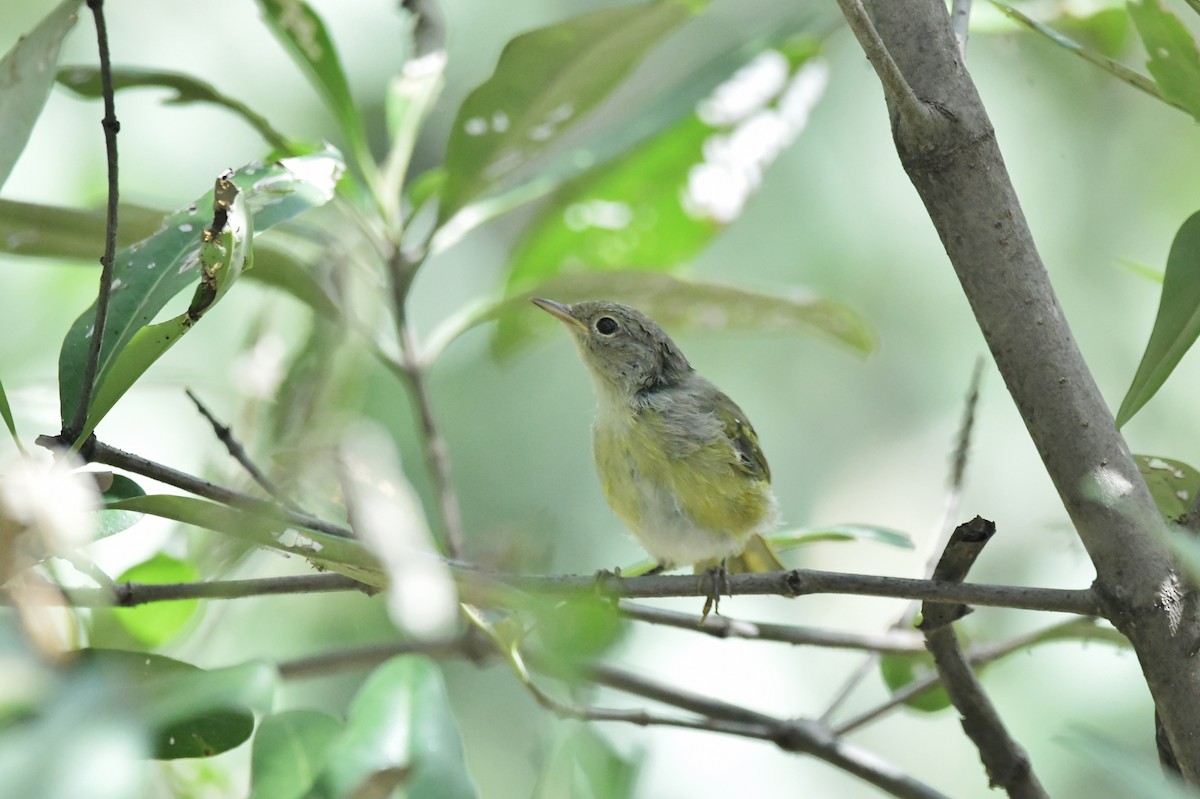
[[531, 297, 588, 333]]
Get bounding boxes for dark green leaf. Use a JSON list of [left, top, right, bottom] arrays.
[[1116, 210, 1200, 427], [492, 270, 874, 358], [439, 0, 705, 221], [0, 374, 23, 454], [103, 495, 382, 583], [0, 0, 82, 191], [97, 473, 146, 536], [1135, 454, 1200, 521], [534, 726, 640, 799], [56, 65, 291, 150], [1128, 0, 1200, 123], [316, 657, 477, 799], [767, 524, 914, 552], [57, 147, 344, 434], [249, 710, 341, 799], [249, 246, 340, 320], [111, 554, 200, 647], [79, 649, 273, 759], [254, 0, 373, 178], [505, 41, 826, 292]]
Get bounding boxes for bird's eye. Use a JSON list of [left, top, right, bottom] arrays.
[[595, 316, 619, 336]]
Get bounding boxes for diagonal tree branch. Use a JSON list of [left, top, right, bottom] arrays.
[[839, 0, 1200, 778], [920, 518, 1048, 798]]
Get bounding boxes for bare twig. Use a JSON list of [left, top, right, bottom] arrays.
[[68, 0, 121, 441], [821, 361, 984, 723], [185, 389, 296, 509], [495, 568, 1102, 615], [38, 435, 355, 539], [951, 0, 972, 55], [55, 572, 371, 608], [833, 0, 927, 128], [385, 244, 466, 559], [919, 518, 1048, 797], [278, 633, 479, 679], [401, 0, 445, 58], [834, 617, 1122, 735], [618, 602, 927, 653]]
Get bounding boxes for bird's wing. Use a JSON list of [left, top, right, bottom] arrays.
[[712, 391, 771, 482]]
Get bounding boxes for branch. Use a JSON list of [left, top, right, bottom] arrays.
[[67, 0, 121, 441], [184, 389, 296, 509], [834, 616, 1123, 735], [920, 518, 1048, 797], [497, 569, 1102, 615], [842, 0, 1200, 776], [619, 602, 926, 653], [66, 437, 355, 539], [55, 572, 371, 607]]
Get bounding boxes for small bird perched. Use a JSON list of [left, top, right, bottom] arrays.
[[532, 298, 783, 613]]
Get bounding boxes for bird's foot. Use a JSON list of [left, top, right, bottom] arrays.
[[699, 560, 730, 623]]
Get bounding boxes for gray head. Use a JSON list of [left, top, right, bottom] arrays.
[[532, 298, 693, 397]]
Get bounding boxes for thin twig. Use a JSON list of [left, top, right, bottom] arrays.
[[278, 633, 479, 679], [184, 389, 297, 509], [834, 617, 1123, 736], [821, 360, 984, 723], [385, 244, 466, 559], [919, 518, 1049, 797], [55, 572, 371, 607], [833, 0, 927, 127], [588, 663, 952, 799], [68, 0, 121, 441], [41, 435, 355, 539], [951, 0, 972, 56], [618, 602, 927, 653], [495, 569, 1103, 615]]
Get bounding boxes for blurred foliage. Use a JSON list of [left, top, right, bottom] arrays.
[[2, 0, 1200, 796]]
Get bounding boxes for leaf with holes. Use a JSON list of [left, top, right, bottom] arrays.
[[439, 0, 705, 221], [57, 147, 343, 434], [1128, 0, 1200, 123]]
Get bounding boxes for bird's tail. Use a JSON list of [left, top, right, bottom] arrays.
[[694, 533, 785, 573]]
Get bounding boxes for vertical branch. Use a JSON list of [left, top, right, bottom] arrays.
[[920, 518, 1048, 798], [67, 0, 120, 441], [386, 245, 466, 560]]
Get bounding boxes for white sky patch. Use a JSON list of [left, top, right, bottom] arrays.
[[341, 423, 457, 637], [684, 59, 830, 224], [564, 199, 634, 232]]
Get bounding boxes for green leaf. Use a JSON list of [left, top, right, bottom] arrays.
[[1116, 210, 1200, 427], [766, 524, 914, 552], [0, 0, 82, 192], [55, 65, 291, 151], [97, 473, 146, 536], [0, 374, 24, 454], [254, 0, 373, 180], [72, 176, 254, 441], [0, 198, 165, 259], [249, 710, 341, 799], [316, 657, 477, 799], [505, 42, 826, 292], [1135, 454, 1200, 521], [439, 0, 705, 221], [381, 52, 446, 222], [531, 595, 626, 672], [103, 494, 382, 584], [111, 554, 200, 647], [79, 649, 273, 759], [991, 2, 1174, 110], [879, 650, 953, 714], [57, 147, 344, 434], [534, 726, 640, 799], [1128, 0, 1200, 123], [492, 270, 874, 358]]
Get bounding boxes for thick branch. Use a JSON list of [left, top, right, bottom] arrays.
[[844, 0, 1200, 777]]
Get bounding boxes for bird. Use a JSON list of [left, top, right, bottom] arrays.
[[532, 297, 783, 615]]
